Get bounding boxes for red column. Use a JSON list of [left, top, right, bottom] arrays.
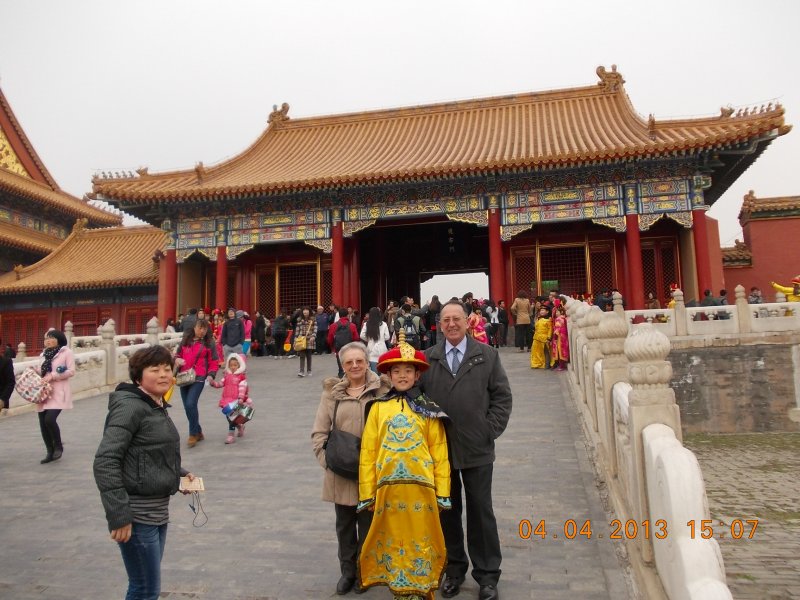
[[488, 201, 506, 303], [240, 264, 253, 314], [343, 238, 353, 308], [332, 219, 344, 306], [503, 243, 512, 305], [349, 239, 360, 310], [215, 246, 228, 312], [625, 214, 645, 309], [692, 208, 713, 295], [164, 249, 177, 322], [157, 250, 177, 329]]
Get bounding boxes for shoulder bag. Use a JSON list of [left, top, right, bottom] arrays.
[[175, 346, 201, 386], [15, 367, 53, 404], [293, 321, 312, 352], [323, 399, 361, 480]]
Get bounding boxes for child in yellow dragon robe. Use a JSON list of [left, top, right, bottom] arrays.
[[357, 336, 451, 600], [530, 306, 554, 369]]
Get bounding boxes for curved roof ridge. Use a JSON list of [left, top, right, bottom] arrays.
[[0, 85, 61, 190], [8, 220, 85, 279], [1, 168, 121, 225]]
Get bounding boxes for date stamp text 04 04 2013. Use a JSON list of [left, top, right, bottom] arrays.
[[517, 518, 759, 541]]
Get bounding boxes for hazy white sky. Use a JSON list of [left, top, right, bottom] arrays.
[[1, 0, 798, 250]]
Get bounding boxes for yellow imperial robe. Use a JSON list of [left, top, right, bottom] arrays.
[[358, 391, 450, 599], [530, 317, 553, 369]]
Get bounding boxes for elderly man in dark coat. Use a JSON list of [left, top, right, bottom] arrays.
[[421, 300, 512, 600]]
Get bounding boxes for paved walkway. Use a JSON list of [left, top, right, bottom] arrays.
[[684, 432, 800, 600], [0, 349, 631, 600]]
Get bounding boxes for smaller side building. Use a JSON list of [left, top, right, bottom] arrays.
[[0, 222, 165, 354], [722, 191, 800, 300]]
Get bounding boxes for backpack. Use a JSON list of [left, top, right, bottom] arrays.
[[333, 321, 352, 352], [396, 316, 421, 349]]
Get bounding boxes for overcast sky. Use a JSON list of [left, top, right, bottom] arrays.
[[2, 0, 798, 250]]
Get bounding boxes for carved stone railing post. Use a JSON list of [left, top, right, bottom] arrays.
[[16, 342, 27, 361], [570, 302, 591, 388], [64, 321, 74, 348], [612, 291, 626, 321], [564, 297, 581, 378], [623, 324, 681, 564], [734, 284, 751, 334], [581, 306, 604, 431], [673, 289, 687, 336], [100, 319, 117, 386], [597, 312, 629, 476], [146, 317, 160, 347]]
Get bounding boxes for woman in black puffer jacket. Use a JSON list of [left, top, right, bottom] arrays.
[[94, 345, 198, 600]]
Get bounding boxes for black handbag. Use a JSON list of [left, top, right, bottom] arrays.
[[323, 400, 361, 480]]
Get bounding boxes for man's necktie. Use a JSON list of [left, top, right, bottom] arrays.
[[450, 347, 461, 376]]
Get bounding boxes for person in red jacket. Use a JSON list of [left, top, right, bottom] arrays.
[[327, 308, 360, 377], [209, 353, 251, 444]]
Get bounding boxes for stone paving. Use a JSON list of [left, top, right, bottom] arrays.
[[0, 349, 633, 600], [684, 433, 800, 600]]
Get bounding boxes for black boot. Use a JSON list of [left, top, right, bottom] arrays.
[[52, 445, 63, 461], [40, 452, 54, 464]]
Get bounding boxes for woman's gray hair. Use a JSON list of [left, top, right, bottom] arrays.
[[338, 341, 368, 363]]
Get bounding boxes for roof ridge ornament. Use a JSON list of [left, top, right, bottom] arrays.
[[72, 217, 88, 233], [195, 162, 205, 181], [596, 64, 624, 92], [268, 102, 290, 127], [720, 106, 734, 118]]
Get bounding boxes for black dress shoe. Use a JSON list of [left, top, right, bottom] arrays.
[[336, 575, 355, 595], [40, 454, 54, 464], [479, 584, 499, 600], [52, 448, 63, 461], [441, 576, 462, 598]]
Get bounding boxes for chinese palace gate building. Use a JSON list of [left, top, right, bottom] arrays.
[[91, 66, 790, 322]]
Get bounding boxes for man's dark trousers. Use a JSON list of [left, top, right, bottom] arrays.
[[440, 463, 502, 586]]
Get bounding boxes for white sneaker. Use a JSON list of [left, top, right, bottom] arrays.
[[306, 371, 312, 377], [297, 371, 305, 377]]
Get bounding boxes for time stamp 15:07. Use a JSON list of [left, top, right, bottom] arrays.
[[517, 519, 759, 541]]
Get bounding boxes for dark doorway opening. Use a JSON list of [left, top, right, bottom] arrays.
[[357, 219, 488, 309]]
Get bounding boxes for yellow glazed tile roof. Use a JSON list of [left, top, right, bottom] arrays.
[[0, 223, 166, 294], [92, 66, 791, 203], [0, 168, 122, 226], [739, 190, 800, 223], [721, 240, 753, 266], [0, 220, 61, 255]]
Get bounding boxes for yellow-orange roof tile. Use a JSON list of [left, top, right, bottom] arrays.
[[0, 167, 121, 226], [93, 66, 791, 203], [0, 220, 61, 255], [721, 240, 753, 266], [739, 190, 800, 223], [0, 224, 166, 294]]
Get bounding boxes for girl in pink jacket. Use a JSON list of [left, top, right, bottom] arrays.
[[209, 353, 251, 444], [36, 329, 75, 463]]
